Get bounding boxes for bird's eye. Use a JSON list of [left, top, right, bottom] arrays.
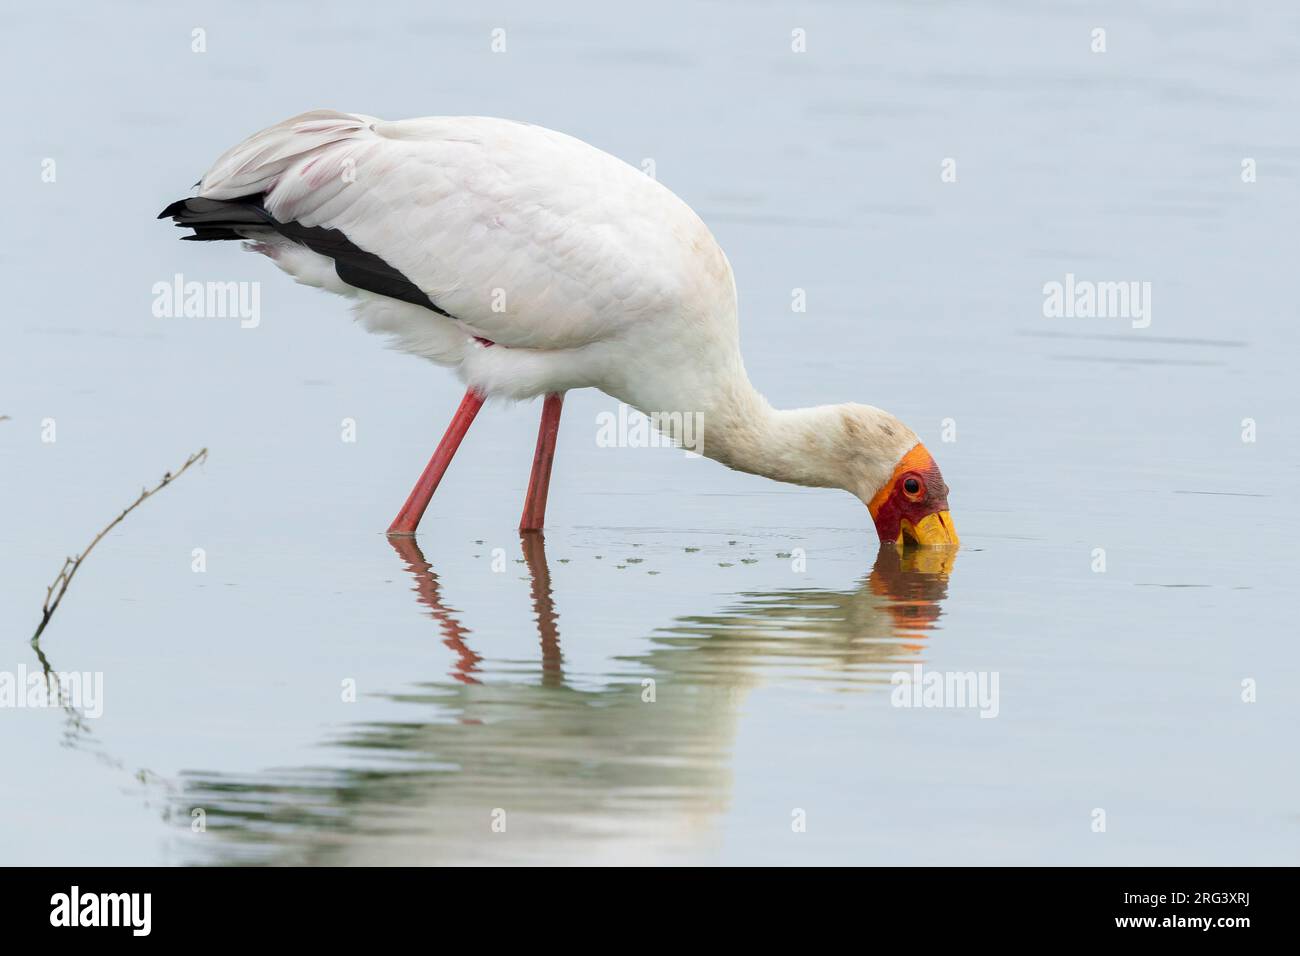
[[902, 476, 922, 497]]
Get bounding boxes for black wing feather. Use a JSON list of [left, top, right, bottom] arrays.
[[158, 195, 454, 318]]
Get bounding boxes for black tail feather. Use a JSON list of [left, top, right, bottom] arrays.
[[157, 195, 275, 237], [157, 194, 454, 317]]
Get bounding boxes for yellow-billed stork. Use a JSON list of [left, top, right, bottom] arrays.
[[160, 110, 957, 547]]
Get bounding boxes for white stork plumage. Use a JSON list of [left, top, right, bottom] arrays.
[[160, 109, 958, 546]]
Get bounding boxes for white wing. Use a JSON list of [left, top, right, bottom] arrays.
[[195, 110, 733, 351]]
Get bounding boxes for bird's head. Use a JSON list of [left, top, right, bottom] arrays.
[[836, 406, 959, 549], [866, 441, 958, 548]]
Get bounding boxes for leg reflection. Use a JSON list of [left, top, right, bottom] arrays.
[[390, 533, 565, 687], [519, 532, 564, 687], [389, 536, 483, 685]]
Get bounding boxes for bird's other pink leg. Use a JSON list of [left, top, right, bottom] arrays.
[[519, 392, 565, 532], [387, 388, 486, 536]]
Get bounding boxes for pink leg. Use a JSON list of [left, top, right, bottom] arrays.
[[387, 388, 485, 536], [519, 393, 564, 532]]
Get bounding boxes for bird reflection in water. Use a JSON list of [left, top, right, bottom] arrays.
[[177, 537, 955, 864], [389, 533, 565, 689]]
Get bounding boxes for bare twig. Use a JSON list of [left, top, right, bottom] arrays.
[[31, 447, 208, 643]]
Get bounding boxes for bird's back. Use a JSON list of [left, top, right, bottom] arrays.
[[180, 110, 736, 352]]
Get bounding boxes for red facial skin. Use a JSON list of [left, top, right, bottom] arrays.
[[868, 446, 952, 545]]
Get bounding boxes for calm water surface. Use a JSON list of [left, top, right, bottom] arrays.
[[1, 0, 1297, 864]]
